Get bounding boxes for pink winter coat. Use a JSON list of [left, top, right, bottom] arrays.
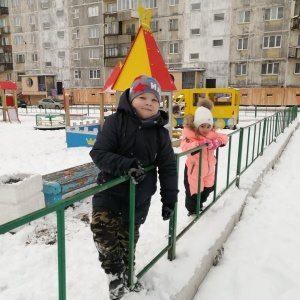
[[180, 127, 228, 195]]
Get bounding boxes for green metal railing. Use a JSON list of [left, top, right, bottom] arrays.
[[0, 106, 297, 299]]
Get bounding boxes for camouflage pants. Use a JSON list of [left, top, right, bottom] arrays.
[[90, 208, 141, 275]]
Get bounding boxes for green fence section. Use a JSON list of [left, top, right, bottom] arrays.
[[0, 106, 297, 299]]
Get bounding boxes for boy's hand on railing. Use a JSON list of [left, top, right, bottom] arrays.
[[128, 163, 145, 184], [162, 203, 175, 221]]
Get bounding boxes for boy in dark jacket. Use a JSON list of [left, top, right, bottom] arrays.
[[90, 75, 178, 300]]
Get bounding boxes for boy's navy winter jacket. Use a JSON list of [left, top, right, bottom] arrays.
[[90, 89, 178, 224]]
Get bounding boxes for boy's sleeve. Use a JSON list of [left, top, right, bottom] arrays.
[[156, 129, 179, 205], [89, 116, 136, 176]]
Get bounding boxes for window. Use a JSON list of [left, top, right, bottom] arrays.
[[190, 53, 199, 60], [105, 22, 119, 34], [295, 1, 300, 16], [29, 15, 35, 25], [237, 37, 248, 50], [56, 10, 64, 17], [17, 72, 25, 82], [58, 51, 65, 58], [261, 63, 279, 75], [107, 3, 117, 13], [45, 61, 52, 67], [145, 0, 157, 8], [169, 42, 178, 54], [170, 0, 179, 5], [16, 54, 25, 63], [43, 42, 50, 49], [14, 35, 23, 45], [213, 39, 223, 47], [238, 11, 250, 23], [265, 7, 283, 20], [88, 27, 99, 38], [72, 8, 79, 19], [14, 16, 21, 27], [30, 34, 36, 44], [88, 6, 99, 17], [214, 13, 224, 21], [118, 0, 137, 10], [125, 24, 135, 35], [236, 64, 247, 75], [191, 3, 200, 10], [89, 48, 100, 59], [73, 50, 80, 60], [57, 31, 65, 38], [73, 29, 80, 39], [150, 20, 159, 32], [74, 70, 81, 79], [28, 0, 34, 5], [0, 19, 6, 27], [295, 63, 300, 74], [1, 37, 8, 45], [32, 53, 38, 62], [169, 19, 178, 31], [298, 34, 300, 46], [105, 44, 118, 57], [6, 73, 11, 81], [89, 70, 100, 79], [263, 35, 281, 48], [43, 22, 50, 29], [12, 0, 20, 7], [41, 0, 48, 9], [190, 28, 200, 35]]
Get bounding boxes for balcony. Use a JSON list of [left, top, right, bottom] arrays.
[[291, 16, 300, 30], [0, 7, 9, 15], [0, 44, 12, 52], [2, 26, 10, 34], [288, 47, 300, 58], [104, 43, 131, 59]]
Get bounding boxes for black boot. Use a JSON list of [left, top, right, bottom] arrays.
[[123, 268, 144, 292], [109, 273, 127, 300]]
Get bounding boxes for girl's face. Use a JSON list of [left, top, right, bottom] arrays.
[[198, 123, 212, 137], [131, 92, 160, 119]]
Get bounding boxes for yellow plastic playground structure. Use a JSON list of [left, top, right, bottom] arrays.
[[171, 88, 240, 129]]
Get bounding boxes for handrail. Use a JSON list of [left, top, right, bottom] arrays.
[[0, 106, 297, 299]]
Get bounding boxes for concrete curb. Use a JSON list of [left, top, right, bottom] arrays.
[[174, 121, 299, 300]]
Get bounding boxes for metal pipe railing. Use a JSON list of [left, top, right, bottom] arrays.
[[0, 106, 297, 299]]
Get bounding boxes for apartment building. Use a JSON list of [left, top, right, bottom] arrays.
[[1, 0, 300, 104], [0, 0, 13, 82]]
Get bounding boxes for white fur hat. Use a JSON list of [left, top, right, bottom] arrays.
[[194, 107, 213, 128]]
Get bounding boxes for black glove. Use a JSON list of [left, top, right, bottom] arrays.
[[162, 203, 175, 221], [128, 163, 145, 184]]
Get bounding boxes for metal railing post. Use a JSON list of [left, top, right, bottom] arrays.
[[236, 128, 244, 188], [57, 208, 66, 300], [127, 180, 136, 288], [260, 118, 267, 155]]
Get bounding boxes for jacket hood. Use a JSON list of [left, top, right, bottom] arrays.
[[117, 88, 169, 128]]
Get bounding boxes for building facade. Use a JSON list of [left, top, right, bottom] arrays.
[[0, 0, 299, 104]]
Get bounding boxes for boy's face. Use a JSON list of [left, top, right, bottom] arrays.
[[198, 123, 212, 137], [131, 92, 160, 119]]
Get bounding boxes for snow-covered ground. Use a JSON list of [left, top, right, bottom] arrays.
[[0, 111, 299, 300]]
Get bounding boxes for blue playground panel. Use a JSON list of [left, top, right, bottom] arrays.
[[66, 123, 100, 147], [42, 162, 98, 205]]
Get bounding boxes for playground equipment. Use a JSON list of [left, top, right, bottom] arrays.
[[66, 120, 100, 147], [0, 81, 21, 123], [34, 114, 66, 130], [172, 88, 241, 129]]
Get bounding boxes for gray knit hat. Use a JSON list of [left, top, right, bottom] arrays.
[[129, 75, 161, 102], [194, 106, 214, 128]]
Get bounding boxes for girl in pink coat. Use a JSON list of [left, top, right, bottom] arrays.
[[180, 106, 228, 215]]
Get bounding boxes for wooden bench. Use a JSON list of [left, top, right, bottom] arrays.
[[42, 162, 98, 205]]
